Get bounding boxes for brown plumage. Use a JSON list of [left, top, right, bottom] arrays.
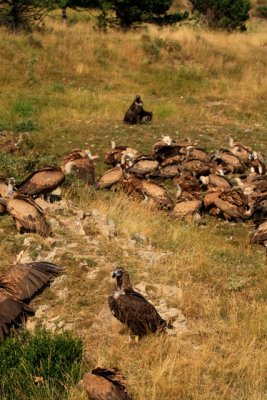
[[141, 180, 174, 209], [200, 174, 231, 190], [0, 261, 62, 340], [153, 137, 187, 161], [156, 164, 180, 179], [108, 268, 169, 338], [181, 159, 211, 176], [96, 166, 124, 189], [127, 156, 159, 176], [16, 162, 75, 198], [105, 142, 138, 166], [0, 177, 8, 214], [174, 171, 201, 193], [123, 95, 153, 125], [186, 146, 210, 162], [2, 194, 51, 236], [171, 198, 202, 221], [250, 220, 267, 249], [204, 188, 249, 220], [228, 138, 252, 165], [160, 155, 184, 167], [212, 149, 245, 173], [83, 368, 131, 400]]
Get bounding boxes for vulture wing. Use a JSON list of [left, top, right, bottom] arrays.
[[0, 262, 62, 300], [108, 291, 167, 337], [96, 167, 123, 189], [17, 167, 64, 196], [0, 290, 33, 341], [6, 195, 51, 237], [83, 370, 131, 400]]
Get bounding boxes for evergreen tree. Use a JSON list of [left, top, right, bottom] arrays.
[[0, 0, 57, 30], [191, 0, 251, 31], [98, 0, 188, 28]]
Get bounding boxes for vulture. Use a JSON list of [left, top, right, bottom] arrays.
[[122, 175, 173, 209], [250, 151, 266, 175], [16, 161, 75, 199], [185, 146, 210, 162], [152, 137, 190, 161], [211, 149, 245, 173], [0, 189, 51, 237], [83, 368, 131, 400], [171, 184, 202, 221], [125, 155, 159, 177], [104, 142, 138, 166], [173, 171, 201, 193], [203, 188, 250, 221], [96, 166, 124, 190], [250, 220, 267, 258], [181, 158, 211, 176], [199, 174, 231, 190], [123, 95, 153, 124], [0, 176, 8, 214], [228, 137, 252, 165], [0, 261, 62, 340], [141, 179, 174, 209], [108, 268, 169, 339], [62, 149, 98, 185]]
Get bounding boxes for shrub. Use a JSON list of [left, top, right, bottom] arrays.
[[191, 0, 251, 31], [0, 329, 84, 400]]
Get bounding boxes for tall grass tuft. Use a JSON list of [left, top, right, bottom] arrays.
[[0, 329, 84, 400]]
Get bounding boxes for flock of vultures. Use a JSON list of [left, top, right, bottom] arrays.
[[1, 96, 267, 399]]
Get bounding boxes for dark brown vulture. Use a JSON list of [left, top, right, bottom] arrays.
[[108, 268, 169, 339], [0, 261, 62, 340], [123, 95, 153, 124], [173, 171, 201, 193], [96, 166, 124, 190], [152, 137, 191, 161], [104, 142, 138, 166], [1, 193, 51, 236], [180, 158, 211, 176], [83, 368, 131, 400], [16, 161, 75, 199]]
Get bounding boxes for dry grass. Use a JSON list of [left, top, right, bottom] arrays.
[[0, 16, 267, 400]]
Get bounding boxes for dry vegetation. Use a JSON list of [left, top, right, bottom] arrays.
[[0, 15, 267, 400]]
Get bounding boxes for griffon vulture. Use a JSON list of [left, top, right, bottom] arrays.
[[105, 141, 138, 166], [0, 261, 62, 340], [0, 191, 51, 237], [83, 368, 131, 400], [108, 268, 169, 338], [96, 166, 124, 190], [16, 161, 75, 198], [62, 149, 99, 185]]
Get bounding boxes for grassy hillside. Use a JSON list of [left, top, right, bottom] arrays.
[[0, 17, 267, 400]]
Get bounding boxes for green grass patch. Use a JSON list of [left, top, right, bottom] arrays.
[[0, 329, 84, 400]]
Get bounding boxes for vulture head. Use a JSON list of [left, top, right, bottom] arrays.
[[85, 149, 99, 161], [112, 268, 132, 292], [162, 136, 173, 146], [134, 95, 143, 106]]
